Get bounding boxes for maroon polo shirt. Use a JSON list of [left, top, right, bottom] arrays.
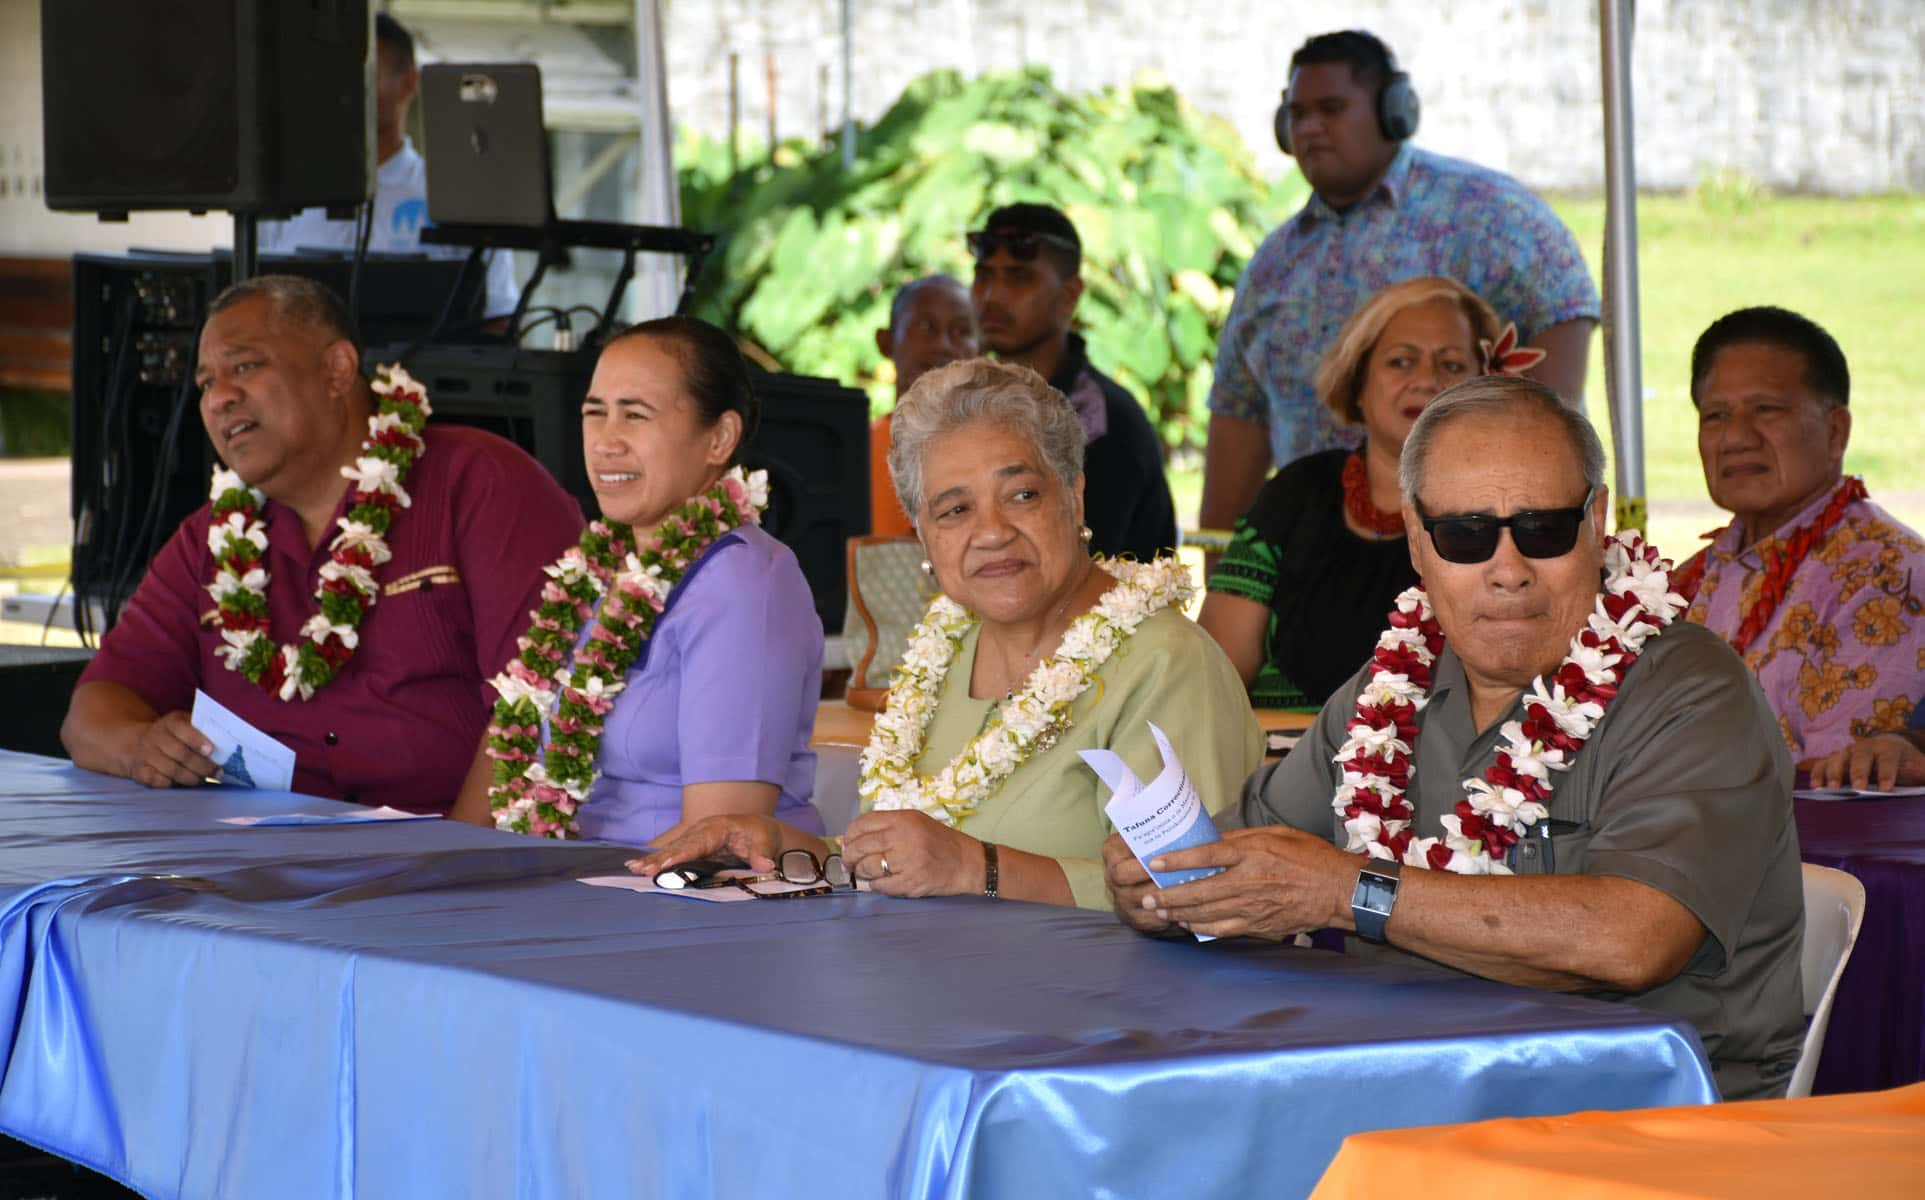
[[79, 424, 584, 811]]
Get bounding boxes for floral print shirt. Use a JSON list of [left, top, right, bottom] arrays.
[[1209, 144, 1600, 469], [1685, 492, 1925, 761]]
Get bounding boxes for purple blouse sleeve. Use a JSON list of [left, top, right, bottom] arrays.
[[673, 537, 824, 787]]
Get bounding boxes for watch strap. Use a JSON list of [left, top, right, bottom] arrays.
[[982, 841, 1000, 899]]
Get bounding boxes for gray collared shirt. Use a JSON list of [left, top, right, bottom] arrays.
[[1231, 619, 1806, 1101]]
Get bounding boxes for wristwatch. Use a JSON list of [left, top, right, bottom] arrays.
[[1350, 859, 1402, 942], [982, 841, 1000, 899]]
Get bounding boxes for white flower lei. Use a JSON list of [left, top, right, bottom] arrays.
[[1333, 531, 1688, 874], [204, 364, 427, 701], [860, 555, 1192, 826]]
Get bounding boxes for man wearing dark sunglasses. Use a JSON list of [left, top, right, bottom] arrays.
[[1108, 375, 1806, 1102], [967, 203, 1177, 561]]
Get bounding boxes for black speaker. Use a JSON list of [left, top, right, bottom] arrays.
[[41, 0, 372, 216], [741, 369, 871, 634], [376, 342, 597, 514], [379, 347, 873, 634]]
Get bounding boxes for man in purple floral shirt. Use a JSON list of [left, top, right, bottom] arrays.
[[1680, 306, 1925, 765], [1199, 30, 1599, 537]]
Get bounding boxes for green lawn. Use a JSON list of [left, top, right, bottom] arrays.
[[1554, 191, 1925, 502], [1171, 190, 1925, 556]]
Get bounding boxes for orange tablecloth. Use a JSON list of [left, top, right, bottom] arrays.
[[810, 702, 1316, 748], [1310, 1082, 1925, 1199]]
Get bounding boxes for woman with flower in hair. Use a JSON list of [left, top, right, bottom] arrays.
[[448, 317, 823, 845], [1200, 276, 1519, 709], [634, 359, 1262, 909]]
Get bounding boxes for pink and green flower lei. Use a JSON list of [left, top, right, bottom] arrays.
[[485, 467, 769, 838]]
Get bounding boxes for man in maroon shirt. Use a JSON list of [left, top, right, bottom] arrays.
[[60, 275, 583, 811]]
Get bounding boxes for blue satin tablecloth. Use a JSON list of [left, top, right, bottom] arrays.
[[1796, 795, 1925, 1094], [0, 751, 1716, 1199]]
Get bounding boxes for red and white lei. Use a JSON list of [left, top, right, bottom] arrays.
[[204, 364, 429, 701], [1334, 531, 1688, 874], [485, 468, 769, 839]]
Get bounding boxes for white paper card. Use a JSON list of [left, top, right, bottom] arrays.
[[1083, 722, 1224, 941], [218, 807, 438, 827], [192, 689, 297, 793], [1794, 785, 1925, 801], [579, 872, 844, 902]]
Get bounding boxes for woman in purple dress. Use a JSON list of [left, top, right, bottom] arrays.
[[450, 317, 823, 845]]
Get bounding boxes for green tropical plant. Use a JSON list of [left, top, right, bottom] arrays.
[[678, 68, 1307, 453]]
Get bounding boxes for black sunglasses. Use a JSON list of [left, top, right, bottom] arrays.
[[1417, 487, 1597, 564], [966, 229, 1077, 263]]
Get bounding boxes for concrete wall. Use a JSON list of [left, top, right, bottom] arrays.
[[663, 0, 1925, 194], [3, 0, 1918, 263]]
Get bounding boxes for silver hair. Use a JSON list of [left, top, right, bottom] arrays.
[[885, 357, 1085, 528], [1399, 375, 1607, 506]]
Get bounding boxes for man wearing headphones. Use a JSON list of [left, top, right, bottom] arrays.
[[1198, 30, 1600, 540]]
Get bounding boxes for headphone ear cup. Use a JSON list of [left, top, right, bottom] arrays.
[[1378, 71, 1421, 142], [1274, 89, 1293, 155]]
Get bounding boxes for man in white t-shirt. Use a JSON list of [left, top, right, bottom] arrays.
[[260, 14, 520, 320]]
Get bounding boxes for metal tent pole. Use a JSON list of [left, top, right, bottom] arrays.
[[630, 0, 683, 320], [1600, 0, 1646, 533], [839, 0, 855, 169]]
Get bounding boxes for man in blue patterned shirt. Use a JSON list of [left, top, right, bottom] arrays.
[[1198, 30, 1601, 537]]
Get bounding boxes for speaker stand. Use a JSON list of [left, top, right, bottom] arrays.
[[231, 212, 260, 282]]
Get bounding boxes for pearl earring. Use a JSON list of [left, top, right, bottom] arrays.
[[1079, 525, 1093, 544], [920, 559, 933, 574]]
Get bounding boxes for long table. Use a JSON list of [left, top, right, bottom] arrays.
[[0, 751, 1716, 1198], [1795, 795, 1925, 1095]]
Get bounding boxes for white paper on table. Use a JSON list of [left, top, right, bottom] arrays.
[[1081, 721, 1223, 942], [579, 872, 842, 903], [1795, 785, 1925, 801], [218, 807, 439, 827], [191, 689, 297, 793]]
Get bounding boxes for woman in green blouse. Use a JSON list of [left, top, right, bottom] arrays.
[[632, 358, 1261, 909]]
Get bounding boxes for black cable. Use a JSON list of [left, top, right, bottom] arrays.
[[81, 293, 140, 642], [378, 246, 483, 372], [514, 305, 604, 348], [109, 370, 197, 623], [39, 577, 69, 647], [346, 198, 375, 340], [101, 369, 191, 632]]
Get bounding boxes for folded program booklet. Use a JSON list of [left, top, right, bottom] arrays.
[[1081, 722, 1224, 942]]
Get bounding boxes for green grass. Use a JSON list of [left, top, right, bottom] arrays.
[[1552, 190, 1925, 504], [1170, 190, 1925, 555]]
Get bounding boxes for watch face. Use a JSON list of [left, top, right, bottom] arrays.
[[1357, 872, 1398, 913]]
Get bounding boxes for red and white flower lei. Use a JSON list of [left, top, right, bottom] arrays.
[[204, 364, 429, 701], [1333, 531, 1688, 874], [485, 468, 770, 839]]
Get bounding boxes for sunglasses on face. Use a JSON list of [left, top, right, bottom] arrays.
[[965, 229, 1077, 263], [1417, 487, 1597, 564]]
